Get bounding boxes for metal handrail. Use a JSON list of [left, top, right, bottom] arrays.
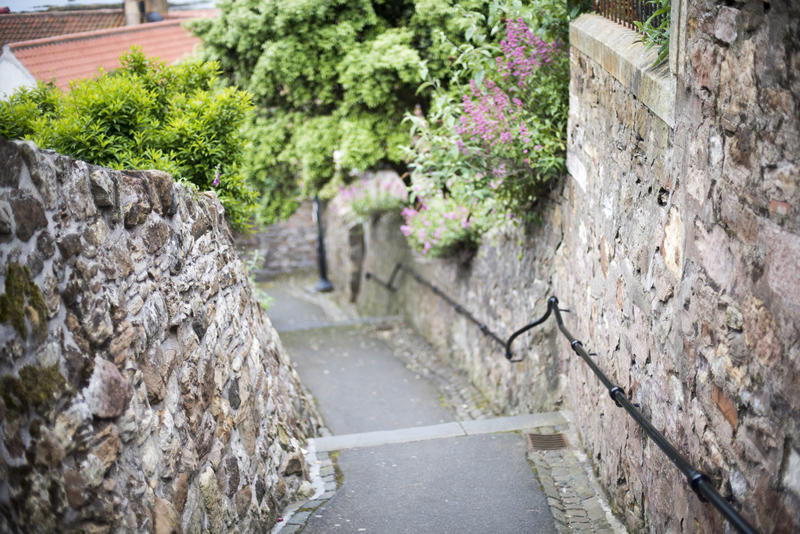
[[366, 263, 508, 350], [366, 265, 759, 533], [506, 297, 757, 534]]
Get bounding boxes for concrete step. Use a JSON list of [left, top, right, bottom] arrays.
[[310, 412, 570, 452], [266, 281, 627, 534]]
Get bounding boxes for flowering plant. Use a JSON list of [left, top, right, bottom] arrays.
[[331, 171, 408, 223], [400, 198, 479, 257], [400, 2, 569, 256]]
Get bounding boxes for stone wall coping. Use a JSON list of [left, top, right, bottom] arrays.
[[570, 13, 676, 128]]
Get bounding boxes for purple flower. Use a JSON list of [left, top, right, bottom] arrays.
[[400, 225, 413, 237], [492, 164, 507, 177], [213, 172, 220, 187]]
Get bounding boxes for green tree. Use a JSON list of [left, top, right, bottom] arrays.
[[0, 48, 257, 231], [191, 0, 499, 223]]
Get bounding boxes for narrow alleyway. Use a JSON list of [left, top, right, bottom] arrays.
[[264, 276, 625, 534]]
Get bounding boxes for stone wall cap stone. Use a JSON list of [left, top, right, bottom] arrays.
[[570, 14, 676, 128]]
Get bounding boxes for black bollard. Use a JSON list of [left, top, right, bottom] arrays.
[[312, 195, 333, 292]]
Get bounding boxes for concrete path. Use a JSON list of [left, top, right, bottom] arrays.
[[262, 277, 624, 534], [305, 434, 553, 533]]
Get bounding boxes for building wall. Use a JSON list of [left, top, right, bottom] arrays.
[[0, 140, 321, 533], [0, 49, 36, 100]]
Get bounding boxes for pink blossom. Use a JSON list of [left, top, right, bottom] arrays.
[[400, 225, 412, 237], [401, 207, 417, 219], [489, 179, 503, 190], [423, 241, 432, 254]]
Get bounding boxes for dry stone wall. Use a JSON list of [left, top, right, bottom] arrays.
[[0, 139, 320, 533], [324, 2, 799, 532]]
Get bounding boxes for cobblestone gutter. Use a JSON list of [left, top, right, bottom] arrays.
[[0, 140, 321, 533]]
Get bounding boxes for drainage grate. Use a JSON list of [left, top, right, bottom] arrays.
[[527, 433, 568, 451]]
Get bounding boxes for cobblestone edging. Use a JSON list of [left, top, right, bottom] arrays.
[[528, 427, 626, 534], [273, 451, 338, 534]]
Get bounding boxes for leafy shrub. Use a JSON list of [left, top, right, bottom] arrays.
[[0, 48, 257, 231], [400, 199, 479, 257], [634, 0, 671, 67], [191, 0, 502, 223]]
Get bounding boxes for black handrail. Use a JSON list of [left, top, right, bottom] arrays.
[[366, 263, 507, 349], [365, 265, 758, 533], [506, 297, 757, 534], [366, 262, 566, 361]]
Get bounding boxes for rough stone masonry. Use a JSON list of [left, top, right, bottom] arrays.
[[0, 139, 321, 533]]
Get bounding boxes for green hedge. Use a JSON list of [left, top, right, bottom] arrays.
[[0, 48, 257, 232]]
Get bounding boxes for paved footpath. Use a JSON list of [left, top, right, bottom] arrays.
[[264, 277, 627, 534]]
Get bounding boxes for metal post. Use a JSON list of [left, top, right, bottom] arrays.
[[312, 195, 333, 293]]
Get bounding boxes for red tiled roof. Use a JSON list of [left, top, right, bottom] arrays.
[[10, 17, 215, 90], [0, 9, 125, 48]]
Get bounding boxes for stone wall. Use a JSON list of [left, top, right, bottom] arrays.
[[330, 210, 565, 414], [0, 139, 320, 533], [563, 2, 799, 532], [324, 2, 799, 532], [235, 201, 317, 281]]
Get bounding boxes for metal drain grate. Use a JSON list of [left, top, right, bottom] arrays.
[[527, 433, 568, 451]]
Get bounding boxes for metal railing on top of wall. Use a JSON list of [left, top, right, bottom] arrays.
[[366, 262, 759, 534], [593, 0, 667, 31]]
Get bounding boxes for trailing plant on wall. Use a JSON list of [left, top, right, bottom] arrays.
[[331, 172, 408, 224], [0, 48, 257, 231], [400, 0, 570, 256]]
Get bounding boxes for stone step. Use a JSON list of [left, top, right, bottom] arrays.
[[309, 411, 571, 452]]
